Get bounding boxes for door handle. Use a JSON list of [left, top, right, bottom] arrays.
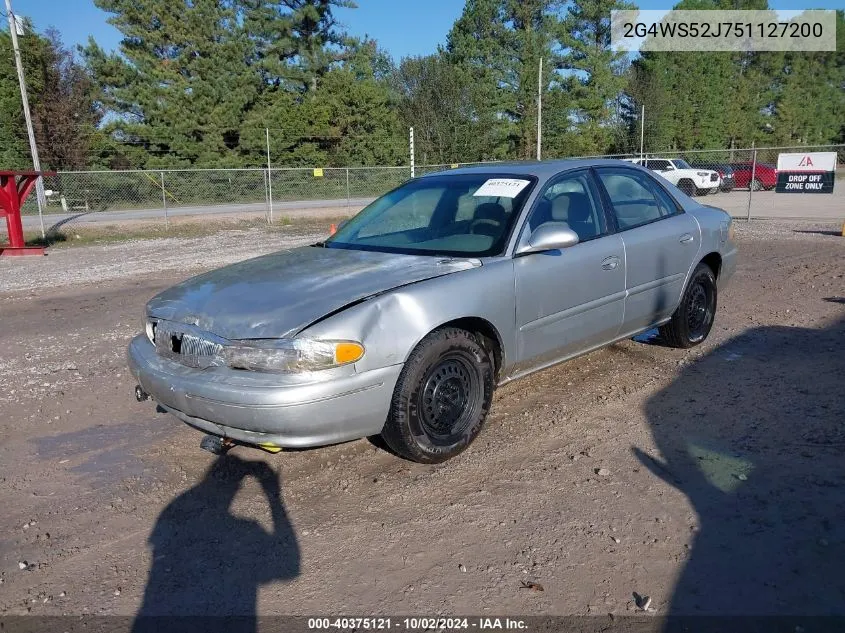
[[679, 233, 695, 244], [601, 256, 620, 270]]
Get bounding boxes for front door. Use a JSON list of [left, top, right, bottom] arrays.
[[513, 170, 626, 376]]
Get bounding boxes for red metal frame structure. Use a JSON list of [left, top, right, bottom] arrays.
[[0, 170, 54, 256]]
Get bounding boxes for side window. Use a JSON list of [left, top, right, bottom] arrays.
[[597, 169, 676, 230], [651, 181, 682, 217], [527, 172, 606, 242]]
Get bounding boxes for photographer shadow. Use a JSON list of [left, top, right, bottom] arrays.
[[132, 453, 300, 633], [636, 317, 845, 618]]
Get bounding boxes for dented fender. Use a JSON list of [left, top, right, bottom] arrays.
[[298, 258, 518, 376]]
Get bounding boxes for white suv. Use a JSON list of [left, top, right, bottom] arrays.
[[624, 157, 721, 196]]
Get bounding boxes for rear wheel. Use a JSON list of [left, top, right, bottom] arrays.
[[659, 263, 717, 349], [381, 328, 494, 463], [750, 178, 763, 191]]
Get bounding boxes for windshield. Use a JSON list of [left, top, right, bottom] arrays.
[[325, 173, 536, 257], [671, 159, 692, 169]]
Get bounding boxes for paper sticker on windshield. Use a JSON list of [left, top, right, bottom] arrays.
[[473, 178, 531, 198]]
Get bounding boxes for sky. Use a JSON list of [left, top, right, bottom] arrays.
[[10, 0, 843, 60]]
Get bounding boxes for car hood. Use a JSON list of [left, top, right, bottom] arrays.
[[146, 246, 481, 340]]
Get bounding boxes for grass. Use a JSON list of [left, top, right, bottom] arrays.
[[5, 215, 347, 249]]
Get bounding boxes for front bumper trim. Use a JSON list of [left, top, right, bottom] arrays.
[[127, 335, 402, 448]]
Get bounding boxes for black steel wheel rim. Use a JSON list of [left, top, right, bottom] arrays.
[[418, 353, 479, 445], [686, 281, 712, 340]]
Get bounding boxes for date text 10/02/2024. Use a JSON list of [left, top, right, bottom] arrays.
[[307, 617, 528, 630]]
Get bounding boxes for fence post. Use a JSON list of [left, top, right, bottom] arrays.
[[160, 171, 168, 230], [639, 105, 645, 162], [345, 167, 350, 208], [266, 127, 274, 225], [746, 142, 756, 222], [263, 168, 270, 222], [409, 127, 415, 179]]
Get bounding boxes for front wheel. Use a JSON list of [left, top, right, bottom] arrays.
[[381, 328, 494, 463], [659, 263, 717, 349], [678, 180, 696, 196], [750, 178, 763, 191]]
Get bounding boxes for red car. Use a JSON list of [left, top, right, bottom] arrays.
[[730, 162, 778, 190]]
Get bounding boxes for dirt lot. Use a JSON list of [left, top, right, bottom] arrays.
[[0, 220, 844, 625]]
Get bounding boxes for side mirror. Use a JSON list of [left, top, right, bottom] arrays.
[[517, 223, 579, 256]]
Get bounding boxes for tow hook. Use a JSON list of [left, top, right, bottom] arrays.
[[200, 434, 236, 455], [134, 385, 150, 402]]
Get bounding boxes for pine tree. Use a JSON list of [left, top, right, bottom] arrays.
[[446, 0, 561, 160], [556, 0, 634, 154], [83, 0, 261, 167], [245, 0, 356, 93]]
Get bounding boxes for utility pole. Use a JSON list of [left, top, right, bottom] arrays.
[[5, 0, 46, 237], [536, 57, 543, 161]]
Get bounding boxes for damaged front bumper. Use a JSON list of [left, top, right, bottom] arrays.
[[127, 335, 402, 448]]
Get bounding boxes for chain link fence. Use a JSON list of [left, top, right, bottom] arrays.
[[11, 145, 844, 239]]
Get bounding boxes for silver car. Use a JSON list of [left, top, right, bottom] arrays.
[[128, 159, 737, 463]]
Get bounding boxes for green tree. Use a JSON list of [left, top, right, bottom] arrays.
[[392, 54, 486, 164], [0, 23, 101, 170], [446, 0, 560, 160], [445, 0, 633, 160], [624, 0, 775, 152], [245, 0, 356, 93], [555, 0, 634, 155], [766, 10, 845, 146], [239, 39, 404, 167], [0, 25, 37, 169], [83, 0, 262, 167]]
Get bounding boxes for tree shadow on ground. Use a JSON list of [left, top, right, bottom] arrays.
[[131, 454, 299, 633], [636, 317, 845, 620]]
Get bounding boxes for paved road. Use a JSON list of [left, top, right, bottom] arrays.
[[21, 197, 375, 230], [709, 188, 845, 221], [19, 188, 845, 232]]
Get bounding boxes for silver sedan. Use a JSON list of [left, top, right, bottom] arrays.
[[128, 159, 737, 463]]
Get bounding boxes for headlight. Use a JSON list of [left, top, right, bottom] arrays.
[[221, 339, 365, 373], [696, 171, 710, 177], [145, 318, 157, 344]]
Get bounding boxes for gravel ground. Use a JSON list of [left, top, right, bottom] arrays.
[[0, 220, 843, 623], [0, 226, 326, 295]]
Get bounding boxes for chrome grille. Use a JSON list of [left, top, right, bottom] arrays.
[[153, 322, 223, 368]]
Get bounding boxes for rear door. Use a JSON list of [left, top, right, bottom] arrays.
[[594, 167, 700, 335]]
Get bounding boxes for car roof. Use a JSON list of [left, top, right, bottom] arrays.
[[419, 158, 639, 181]]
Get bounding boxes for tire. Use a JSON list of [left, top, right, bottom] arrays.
[[659, 263, 717, 349], [678, 180, 695, 196], [381, 328, 494, 463], [750, 178, 763, 191]]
